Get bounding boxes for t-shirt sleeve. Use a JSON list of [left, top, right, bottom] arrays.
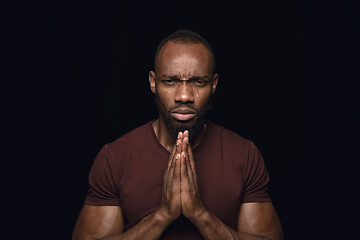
[[84, 144, 120, 206], [242, 141, 271, 203]]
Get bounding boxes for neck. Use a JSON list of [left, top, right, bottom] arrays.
[[153, 117, 206, 152]]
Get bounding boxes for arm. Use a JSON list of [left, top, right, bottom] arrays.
[[179, 131, 283, 240], [236, 202, 283, 239], [73, 135, 184, 240], [72, 205, 124, 240], [72, 205, 173, 240], [189, 202, 283, 240]]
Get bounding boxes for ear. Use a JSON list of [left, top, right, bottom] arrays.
[[149, 70, 156, 94], [211, 73, 219, 94]]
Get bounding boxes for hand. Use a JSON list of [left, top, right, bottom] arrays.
[[159, 132, 183, 222], [179, 131, 206, 221]]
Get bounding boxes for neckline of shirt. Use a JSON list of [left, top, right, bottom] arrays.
[[147, 119, 211, 156]]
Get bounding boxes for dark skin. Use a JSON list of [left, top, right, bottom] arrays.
[[72, 41, 283, 240]]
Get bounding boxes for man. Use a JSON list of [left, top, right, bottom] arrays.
[[72, 29, 283, 240]]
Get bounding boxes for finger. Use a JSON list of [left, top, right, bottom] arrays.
[[171, 153, 181, 193], [172, 153, 180, 178], [181, 136, 194, 186], [186, 139, 198, 189], [164, 144, 176, 193], [167, 149, 175, 172], [168, 132, 182, 169], [169, 153, 179, 187], [176, 132, 183, 154], [165, 133, 182, 194], [181, 134, 188, 155], [181, 135, 189, 168], [169, 132, 182, 173], [180, 151, 191, 190], [184, 130, 189, 138], [175, 131, 184, 167], [186, 139, 196, 174]]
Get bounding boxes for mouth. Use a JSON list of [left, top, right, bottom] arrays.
[[171, 107, 196, 121]]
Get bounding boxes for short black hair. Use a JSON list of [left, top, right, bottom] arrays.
[[154, 29, 215, 73]]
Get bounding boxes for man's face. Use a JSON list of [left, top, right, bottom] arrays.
[[149, 41, 218, 140]]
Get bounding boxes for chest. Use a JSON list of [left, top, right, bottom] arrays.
[[118, 148, 245, 230]]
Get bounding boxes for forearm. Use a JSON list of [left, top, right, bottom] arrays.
[[100, 209, 171, 240], [190, 210, 272, 240]]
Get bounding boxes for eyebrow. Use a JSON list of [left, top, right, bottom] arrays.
[[161, 74, 209, 80]]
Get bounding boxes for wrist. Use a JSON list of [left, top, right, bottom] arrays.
[[187, 206, 210, 224], [154, 207, 177, 226]]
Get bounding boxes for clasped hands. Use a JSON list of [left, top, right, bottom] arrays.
[[160, 130, 206, 223]]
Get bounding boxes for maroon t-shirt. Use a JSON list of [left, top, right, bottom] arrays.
[[85, 120, 271, 239]]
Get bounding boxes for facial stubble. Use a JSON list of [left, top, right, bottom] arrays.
[[155, 93, 214, 142]]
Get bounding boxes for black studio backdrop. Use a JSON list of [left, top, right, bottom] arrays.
[[2, 0, 308, 239]]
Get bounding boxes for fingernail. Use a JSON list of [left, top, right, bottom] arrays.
[[176, 153, 180, 159], [182, 152, 186, 158], [176, 140, 180, 146], [177, 132, 181, 139]]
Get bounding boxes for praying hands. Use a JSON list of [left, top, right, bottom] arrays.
[[159, 130, 206, 222]]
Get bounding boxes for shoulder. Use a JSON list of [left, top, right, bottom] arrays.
[[97, 121, 153, 163], [106, 121, 153, 151], [209, 122, 268, 183], [207, 121, 263, 170], [209, 121, 256, 152], [90, 121, 153, 177]]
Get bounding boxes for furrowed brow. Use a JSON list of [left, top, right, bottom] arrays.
[[162, 74, 179, 79], [189, 76, 209, 80], [161, 74, 209, 80]]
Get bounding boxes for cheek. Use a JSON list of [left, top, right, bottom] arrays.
[[196, 88, 213, 106], [156, 88, 174, 109]]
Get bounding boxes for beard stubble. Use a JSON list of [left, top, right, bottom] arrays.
[[154, 93, 214, 142]]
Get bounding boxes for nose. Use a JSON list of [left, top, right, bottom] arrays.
[[174, 81, 194, 103]]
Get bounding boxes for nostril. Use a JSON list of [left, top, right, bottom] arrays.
[[174, 84, 195, 103]]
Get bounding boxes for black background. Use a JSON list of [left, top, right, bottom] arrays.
[[1, 0, 356, 239]]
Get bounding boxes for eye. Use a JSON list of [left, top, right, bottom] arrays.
[[162, 79, 176, 86], [195, 81, 203, 85], [192, 80, 207, 87]]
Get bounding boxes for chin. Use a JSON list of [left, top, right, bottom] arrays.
[[166, 116, 204, 141], [172, 118, 196, 128], [170, 115, 197, 128]]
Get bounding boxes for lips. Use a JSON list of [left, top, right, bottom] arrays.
[[171, 107, 196, 121]]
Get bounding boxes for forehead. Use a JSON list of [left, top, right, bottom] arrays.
[[156, 42, 212, 76]]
